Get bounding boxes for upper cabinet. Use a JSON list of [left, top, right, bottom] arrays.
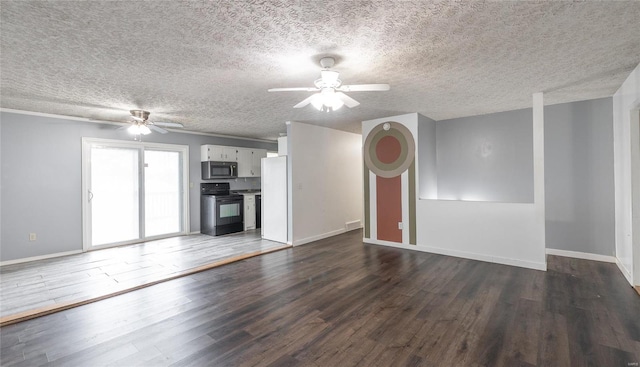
[[201, 145, 267, 177], [236, 149, 252, 177], [201, 145, 238, 162], [237, 148, 267, 177], [252, 149, 267, 176]]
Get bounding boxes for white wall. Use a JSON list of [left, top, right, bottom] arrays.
[[289, 121, 362, 245], [363, 111, 546, 270], [613, 62, 640, 285], [418, 201, 544, 269]]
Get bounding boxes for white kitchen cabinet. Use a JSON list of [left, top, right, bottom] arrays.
[[243, 194, 256, 230], [277, 136, 287, 156], [201, 145, 238, 162], [252, 149, 267, 176], [223, 147, 238, 162], [237, 148, 267, 177], [236, 148, 253, 177], [201, 145, 263, 170]]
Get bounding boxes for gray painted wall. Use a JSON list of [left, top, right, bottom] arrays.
[[417, 114, 437, 199], [0, 117, 2, 255], [417, 97, 615, 256], [0, 112, 277, 262], [544, 97, 615, 256], [436, 108, 534, 203]]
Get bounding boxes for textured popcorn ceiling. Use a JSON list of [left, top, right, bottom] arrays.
[[1, 1, 639, 140]]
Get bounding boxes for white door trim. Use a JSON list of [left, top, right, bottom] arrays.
[[81, 137, 190, 252]]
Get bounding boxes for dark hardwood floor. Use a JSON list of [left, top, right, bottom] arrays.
[[1, 229, 639, 366]]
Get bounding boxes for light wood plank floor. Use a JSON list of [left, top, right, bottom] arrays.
[[0, 230, 288, 323], [1, 229, 639, 366]]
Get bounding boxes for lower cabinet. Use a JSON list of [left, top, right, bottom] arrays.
[[244, 194, 256, 230]]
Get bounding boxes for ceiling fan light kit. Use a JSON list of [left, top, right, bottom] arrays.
[[119, 110, 184, 139], [268, 57, 390, 112], [316, 70, 340, 88], [128, 122, 152, 135], [311, 89, 344, 112]]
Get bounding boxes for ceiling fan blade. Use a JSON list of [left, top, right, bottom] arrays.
[[153, 121, 184, 128], [335, 92, 360, 108], [338, 84, 390, 92], [293, 94, 319, 108], [148, 125, 169, 134], [268, 87, 318, 92], [117, 124, 130, 130]]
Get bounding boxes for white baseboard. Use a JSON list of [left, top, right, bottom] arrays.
[[615, 257, 634, 286], [363, 238, 547, 271], [545, 248, 616, 263], [345, 220, 362, 231], [0, 250, 83, 267], [293, 228, 347, 246], [188, 231, 201, 235]]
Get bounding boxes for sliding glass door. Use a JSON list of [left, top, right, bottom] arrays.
[[144, 150, 182, 237], [82, 138, 188, 250], [90, 145, 140, 246]]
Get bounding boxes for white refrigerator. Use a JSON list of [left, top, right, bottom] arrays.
[[261, 156, 288, 244]]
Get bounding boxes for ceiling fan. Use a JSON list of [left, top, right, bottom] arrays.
[[268, 57, 390, 112], [121, 110, 184, 136]]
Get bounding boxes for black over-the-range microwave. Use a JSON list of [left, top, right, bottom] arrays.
[[201, 161, 238, 179]]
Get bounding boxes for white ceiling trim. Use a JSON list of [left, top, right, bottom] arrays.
[[0, 108, 277, 143]]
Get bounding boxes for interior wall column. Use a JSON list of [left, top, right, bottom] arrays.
[[533, 92, 547, 267], [631, 110, 640, 288]]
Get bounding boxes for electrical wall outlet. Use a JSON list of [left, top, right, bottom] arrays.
[[29, 233, 37, 241], [398, 222, 403, 230]]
